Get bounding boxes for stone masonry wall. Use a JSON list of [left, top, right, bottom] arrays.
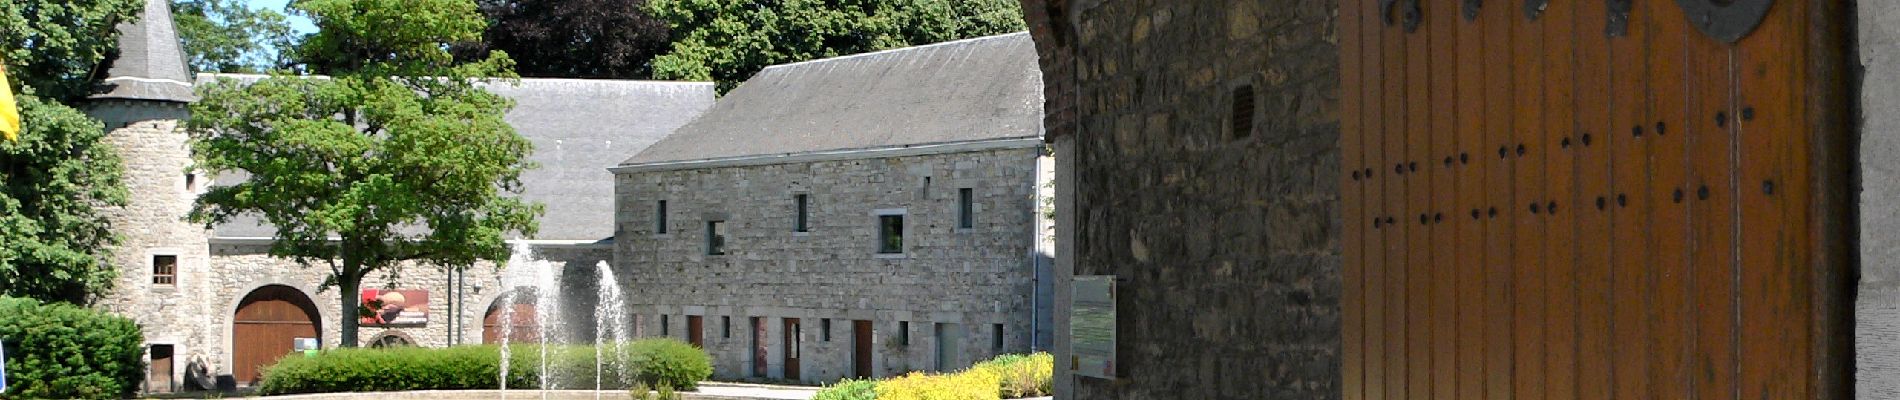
[[1859, 1, 1900, 396], [1025, 1, 1343, 399], [614, 147, 1052, 384]]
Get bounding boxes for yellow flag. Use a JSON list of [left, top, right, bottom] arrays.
[[0, 59, 18, 142]]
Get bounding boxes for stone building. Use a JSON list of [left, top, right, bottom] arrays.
[[611, 32, 1054, 384], [85, 0, 714, 391]]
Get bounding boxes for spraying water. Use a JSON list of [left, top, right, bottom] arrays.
[[594, 261, 630, 397], [495, 242, 569, 399], [496, 290, 516, 397]]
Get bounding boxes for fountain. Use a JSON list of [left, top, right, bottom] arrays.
[[493, 243, 636, 399]]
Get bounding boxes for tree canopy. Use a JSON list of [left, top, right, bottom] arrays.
[[189, 0, 540, 347], [646, 0, 1025, 92], [0, 0, 139, 304], [173, 0, 300, 73], [460, 0, 669, 79]]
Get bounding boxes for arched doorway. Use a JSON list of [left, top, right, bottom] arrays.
[[232, 285, 321, 385], [483, 291, 539, 344]]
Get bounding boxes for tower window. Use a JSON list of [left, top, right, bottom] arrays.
[[655, 200, 668, 234], [794, 194, 809, 232], [1231, 85, 1256, 139], [707, 220, 727, 255], [958, 188, 975, 229], [152, 255, 177, 286]]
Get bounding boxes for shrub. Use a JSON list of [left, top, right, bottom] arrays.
[[625, 338, 712, 390], [875, 369, 1001, 400], [257, 338, 711, 395], [0, 296, 145, 399], [972, 353, 1053, 398], [813, 378, 879, 400]]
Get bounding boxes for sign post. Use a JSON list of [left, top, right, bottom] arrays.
[[1071, 275, 1117, 379]]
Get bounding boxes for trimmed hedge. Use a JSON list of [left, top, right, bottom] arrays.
[[0, 296, 145, 400], [257, 338, 711, 395], [813, 353, 1053, 400]]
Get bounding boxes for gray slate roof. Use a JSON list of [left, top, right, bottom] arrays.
[[620, 32, 1042, 166], [91, 0, 196, 102], [208, 76, 716, 241]]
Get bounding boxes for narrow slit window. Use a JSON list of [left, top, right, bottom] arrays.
[[656, 200, 668, 234], [794, 194, 809, 232], [707, 220, 726, 255], [899, 321, 911, 346], [992, 324, 1004, 351], [958, 188, 975, 229], [723, 316, 731, 338], [152, 255, 177, 286], [661, 315, 670, 337], [1231, 85, 1256, 139], [822, 318, 832, 342]]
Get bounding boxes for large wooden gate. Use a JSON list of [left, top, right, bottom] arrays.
[[1338, 0, 1847, 399], [232, 285, 321, 385]]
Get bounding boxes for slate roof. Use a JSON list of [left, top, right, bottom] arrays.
[[619, 32, 1043, 167], [206, 75, 716, 241], [91, 0, 196, 102]]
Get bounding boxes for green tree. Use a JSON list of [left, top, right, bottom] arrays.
[[0, 0, 140, 304], [645, 0, 1024, 92], [0, 96, 130, 304], [0, 0, 145, 100], [458, 0, 671, 79], [188, 0, 540, 347], [173, 0, 300, 73]]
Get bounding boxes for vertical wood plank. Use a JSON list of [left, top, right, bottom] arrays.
[[1453, 1, 1488, 397], [1571, 0, 1615, 397], [1382, 4, 1410, 398], [1608, 2, 1653, 398], [1541, 1, 1581, 398], [1426, 2, 1459, 398], [1734, 0, 1810, 398], [1339, 0, 1365, 397], [1509, 4, 1548, 400], [1405, 6, 1434, 398], [1641, 0, 1695, 396], [1362, 0, 1390, 396], [1686, 11, 1739, 400], [1481, 0, 1516, 398]]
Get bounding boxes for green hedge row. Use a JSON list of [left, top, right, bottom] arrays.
[[0, 296, 146, 400], [257, 338, 711, 395]]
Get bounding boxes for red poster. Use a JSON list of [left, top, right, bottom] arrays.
[[359, 289, 429, 326]]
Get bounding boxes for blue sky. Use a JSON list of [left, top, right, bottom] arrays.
[[240, 0, 316, 35]]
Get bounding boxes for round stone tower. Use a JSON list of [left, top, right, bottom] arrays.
[[84, 0, 213, 392]]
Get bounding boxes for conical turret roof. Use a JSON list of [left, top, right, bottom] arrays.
[[91, 0, 196, 102]]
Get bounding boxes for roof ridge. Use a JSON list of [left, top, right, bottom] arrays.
[[759, 32, 1030, 72]]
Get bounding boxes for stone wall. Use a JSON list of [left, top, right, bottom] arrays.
[[613, 147, 1053, 384], [1859, 1, 1900, 397], [1023, 0, 1343, 398]]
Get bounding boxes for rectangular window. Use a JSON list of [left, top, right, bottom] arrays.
[[899, 321, 911, 346], [794, 194, 809, 232], [152, 255, 177, 285], [661, 315, 670, 337], [821, 318, 832, 342], [878, 215, 904, 254], [723, 316, 732, 338], [958, 188, 975, 229], [655, 200, 668, 234], [992, 324, 1004, 351], [706, 220, 726, 255]]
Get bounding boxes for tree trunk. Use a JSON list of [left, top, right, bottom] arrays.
[[339, 259, 362, 348]]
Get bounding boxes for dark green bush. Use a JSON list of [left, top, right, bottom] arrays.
[[257, 338, 711, 395], [0, 296, 145, 400]]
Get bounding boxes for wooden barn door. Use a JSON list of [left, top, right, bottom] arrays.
[[232, 285, 321, 385], [1338, 0, 1845, 399], [483, 297, 539, 344]]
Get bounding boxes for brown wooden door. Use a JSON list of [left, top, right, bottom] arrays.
[[783, 318, 801, 381], [853, 320, 874, 378], [232, 285, 320, 385], [1338, 1, 1841, 399], [147, 344, 174, 393], [482, 299, 539, 344], [688, 316, 705, 348]]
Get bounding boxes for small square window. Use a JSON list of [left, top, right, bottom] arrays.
[[878, 215, 904, 254], [821, 318, 832, 342], [794, 194, 809, 232], [152, 255, 177, 286], [706, 220, 727, 255], [656, 200, 669, 234], [958, 188, 975, 229]]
